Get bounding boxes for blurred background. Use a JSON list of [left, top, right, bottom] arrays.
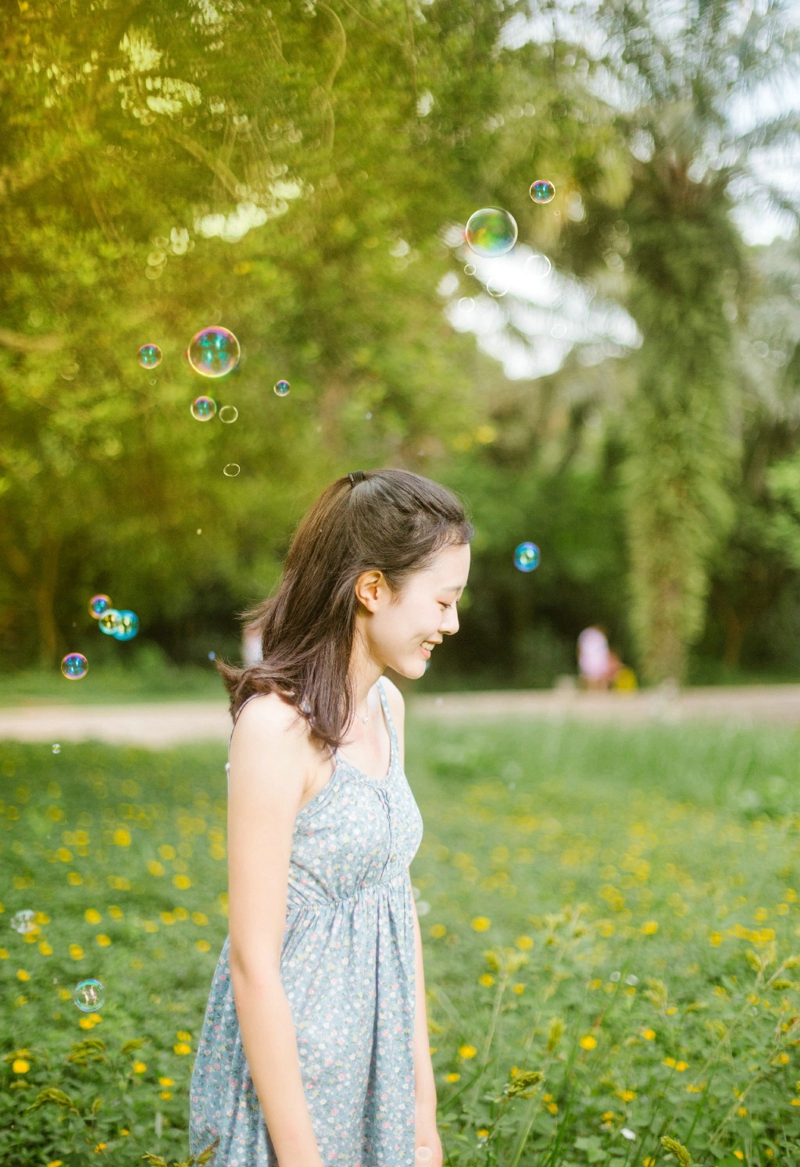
[[3, 0, 800, 701]]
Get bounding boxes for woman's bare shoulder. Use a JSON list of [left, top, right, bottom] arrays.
[[231, 690, 310, 753]]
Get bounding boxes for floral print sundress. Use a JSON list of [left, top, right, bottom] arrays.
[[189, 676, 424, 1166]]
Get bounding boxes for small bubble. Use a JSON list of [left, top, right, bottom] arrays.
[[61, 653, 88, 680], [487, 279, 508, 298], [88, 594, 111, 620], [609, 970, 621, 982], [458, 297, 475, 313], [624, 974, 638, 986], [73, 978, 105, 1013], [196, 529, 202, 535], [98, 609, 123, 636], [465, 208, 518, 258], [274, 379, 290, 397], [52, 744, 61, 754], [208, 651, 216, 661], [191, 396, 217, 421], [513, 542, 540, 572], [188, 327, 240, 378], [223, 463, 241, 477], [113, 611, 139, 641], [525, 253, 552, 279], [11, 910, 37, 934], [149, 377, 157, 386], [365, 412, 372, 419], [138, 344, 162, 369], [464, 263, 476, 276], [530, 180, 556, 204], [219, 405, 238, 423]]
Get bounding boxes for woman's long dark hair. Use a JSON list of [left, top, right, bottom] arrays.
[[218, 469, 474, 752]]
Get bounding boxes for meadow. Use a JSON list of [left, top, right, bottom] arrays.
[[5, 715, 800, 1166]]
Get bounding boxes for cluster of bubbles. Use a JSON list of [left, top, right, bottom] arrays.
[[463, 180, 556, 261], [11, 909, 37, 934], [514, 542, 540, 573], [89, 594, 139, 641], [190, 398, 240, 423], [74, 977, 106, 1012]]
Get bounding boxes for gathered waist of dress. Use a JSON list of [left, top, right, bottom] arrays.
[[285, 868, 411, 916]]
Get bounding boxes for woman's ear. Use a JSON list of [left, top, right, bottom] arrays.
[[354, 570, 385, 612]]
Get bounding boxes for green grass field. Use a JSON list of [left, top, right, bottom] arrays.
[[5, 717, 800, 1166]]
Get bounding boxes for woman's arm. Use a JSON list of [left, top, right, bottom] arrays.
[[383, 677, 443, 1163], [227, 695, 325, 1167]]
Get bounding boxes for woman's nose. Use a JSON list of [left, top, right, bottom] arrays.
[[441, 609, 459, 636]]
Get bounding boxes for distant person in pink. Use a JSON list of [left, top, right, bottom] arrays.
[[578, 625, 612, 689]]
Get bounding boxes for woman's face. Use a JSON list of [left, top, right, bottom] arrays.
[[355, 541, 471, 679]]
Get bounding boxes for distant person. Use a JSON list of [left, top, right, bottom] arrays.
[[578, 625, 612, 689], [190, 469, 471, 1167], [241, 621, 263, 665]]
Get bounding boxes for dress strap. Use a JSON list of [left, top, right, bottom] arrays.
[[376, 677, 398, 751]]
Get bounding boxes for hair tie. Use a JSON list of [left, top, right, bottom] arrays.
[[348, 470, 366, 487]]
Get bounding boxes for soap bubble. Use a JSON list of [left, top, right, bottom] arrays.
[[208, 651, 216, 660], [465, 208, 518, 258], [188, 327, 240, 378], [113, 611, 139, 641], [98, 609, 123, 636], [274, 380, 290, 397], [219, 405, 238, 423], [609, 970, 621, 982], [138, 343, 162, 369], [61, 653, 88, 679], [525, 253, 552, 279], [191, 396, 217, 421], [223, 463, 241, 477], [530, 180, 556, 204], [11, 909, 37, 934], [513, 542, 540, 572], [458, 297, 475, 313], [464, 263, 476, 276], [487, 278, 508, 298], [73, 978, 105, 1013], [52, 744, 61, 754], [88, 594, 112, 620]]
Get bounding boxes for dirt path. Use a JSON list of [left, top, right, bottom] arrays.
[[3, 684, 800, 748]]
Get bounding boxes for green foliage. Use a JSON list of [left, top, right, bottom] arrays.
[[8, 718, 800, 1161]]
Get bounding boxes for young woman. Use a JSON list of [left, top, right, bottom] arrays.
[[189, 468, 473, 1167]]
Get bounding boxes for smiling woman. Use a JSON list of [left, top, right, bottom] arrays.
[[191, 469, 473, 1167]]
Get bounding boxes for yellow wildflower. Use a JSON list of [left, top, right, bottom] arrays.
[[709, 931, 722, 947], [173, 875, 191, 890], [733, 1154, 743, 1161], [444, 1072, 460, 1083], [39, 942, 53, 955], [675, 1061, 689, 1072], [196, 940, 211, 953], [478, 974, 494, 987], [94, 1143, 107, 1153], [85, 909, 102, 924], [69, 944, 84, 960], [47, 1161, 64, 1167], [738, 1107, 747, 1117], [177, 1030, 192, 1041], [546, 1102, 558, 1114], [113, 829, 131, 847], [579, 1035, 597, 1050], [429, 924, 446, 938], [133, 1062, 147, 1073], [147, 860, 165, 877], [515, 935, 533, 950], [641, 921, 659, 935], [159, 1077, 175, 1087], [477, 1128, 489, 1138], [620, 1089, 636, 1102], [12, 1059, 30, 1073], [459, 1045, 477, 1059], [160, 1091, 172, 1100], [642, 1029, 656, 1041], [96, 935, 111, 947], [588, 979, 602, 990], [174, 1042, 191, 1055], [471, 917, 491, 932], [16, 970, 30, 981], [512, 983, 525, 994]]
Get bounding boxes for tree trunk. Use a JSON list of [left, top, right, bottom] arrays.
[[36, 536, 61, 669]]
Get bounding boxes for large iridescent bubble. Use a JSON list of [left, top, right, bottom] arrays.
[[465, 208, 518, 258], [138, 344, 162, 369], [11, 909, 37, 934], [513, 542, 540, 572], [98, 609, 123, 636], [88, 594, 112, 620], [113, 611, 139, 641], [61, 653, 88, 679], [188, 327, 241, 378]]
